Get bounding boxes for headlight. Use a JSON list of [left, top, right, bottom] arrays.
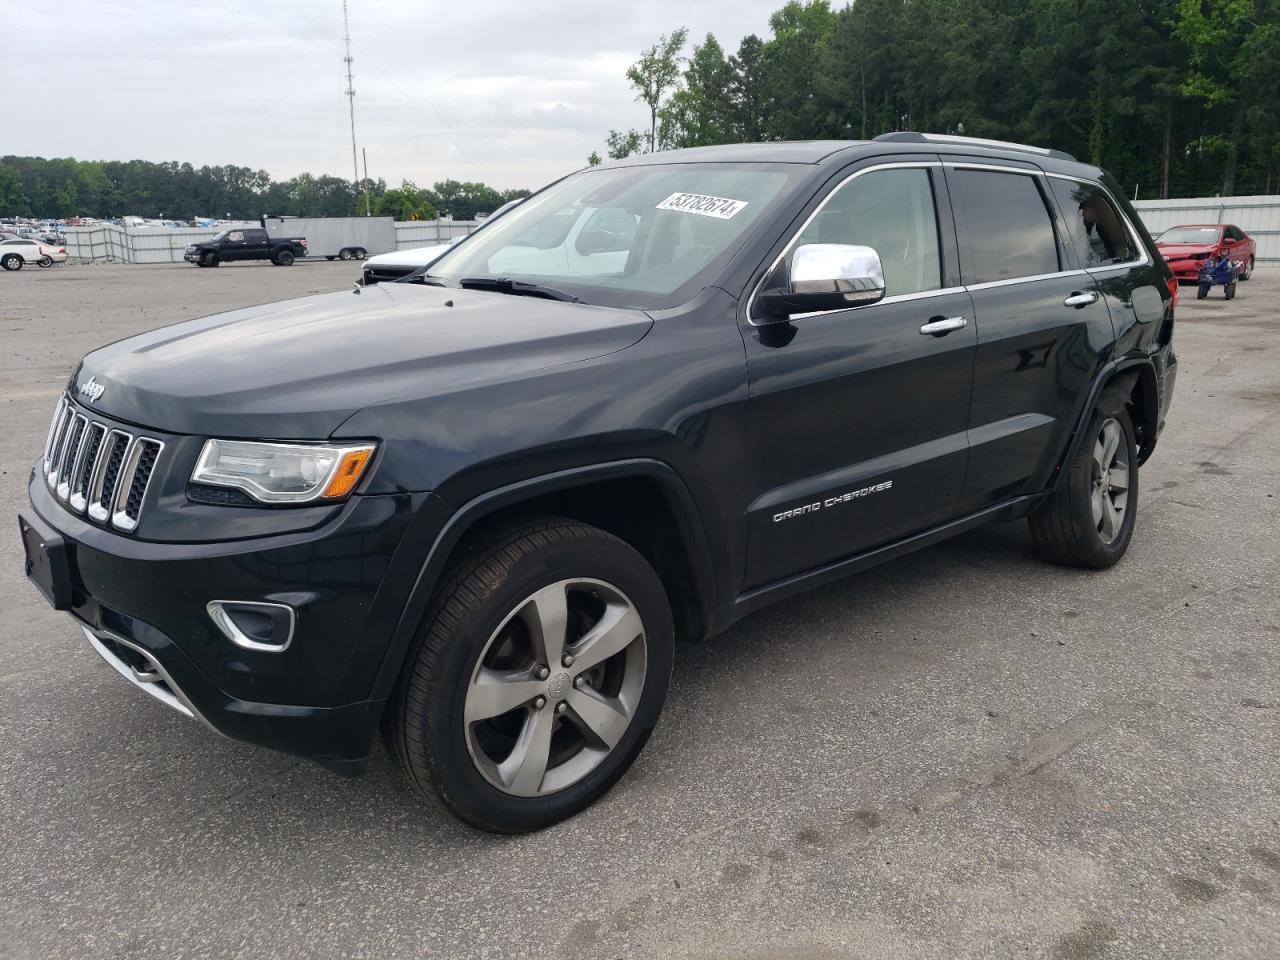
[[192, 439, 376, 504]]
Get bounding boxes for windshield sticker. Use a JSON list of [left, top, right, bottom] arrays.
[[655, 192, 749, 220]]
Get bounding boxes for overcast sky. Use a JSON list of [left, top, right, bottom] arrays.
[[11, 0, 778, 190]]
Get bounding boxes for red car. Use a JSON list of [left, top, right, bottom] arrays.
[[1156, 224, 1256, 283]]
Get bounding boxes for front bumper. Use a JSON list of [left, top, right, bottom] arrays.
[[22, 469, 433, 775], [1167, 260, 1208, 281]]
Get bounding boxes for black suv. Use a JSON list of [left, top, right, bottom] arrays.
[[20, 134, 1177, 832]]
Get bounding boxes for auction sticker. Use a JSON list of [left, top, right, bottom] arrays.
[[655, 192, 748, 219]]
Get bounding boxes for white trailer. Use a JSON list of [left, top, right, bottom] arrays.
[[260, 216, 396, 261]]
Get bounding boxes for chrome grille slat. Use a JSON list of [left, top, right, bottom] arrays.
[[111, 438, 163, 532], [69, 423, 107, 513], [42, 395, 166, 533], [56, 415, 88, 500], [88, 430, 132, 524], [42, 397, 69, 470], [45, 403, 75, 483]]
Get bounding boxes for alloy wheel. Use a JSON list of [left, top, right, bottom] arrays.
[[463, 578, 647, 797], [1091, 417, 1130, 544]]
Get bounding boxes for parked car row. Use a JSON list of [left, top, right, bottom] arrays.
[[0, 234, 69, 270]]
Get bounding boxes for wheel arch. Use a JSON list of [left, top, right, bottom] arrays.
[[367, 459, 720, 705], [1052, 357, 1160, 492]]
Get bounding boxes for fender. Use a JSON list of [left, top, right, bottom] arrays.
[[1052, 355, 1159, 491], [365, 458, 721, 705]]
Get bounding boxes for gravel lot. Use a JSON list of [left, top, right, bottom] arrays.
[[1, 261, 1277, 960]]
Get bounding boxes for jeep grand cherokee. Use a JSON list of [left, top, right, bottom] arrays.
[[20, 133, 1177, 832]]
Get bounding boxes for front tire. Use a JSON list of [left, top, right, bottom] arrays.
[[1029, 398, 1139, 569], [338, 248, 353, 261], [1197, 281, 1210, 299], [201, 252, 219, 267], [384, 519, 674, 832], [1225, 281, 1237, 300]]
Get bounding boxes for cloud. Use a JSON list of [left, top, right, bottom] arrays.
[[10, 0, 776, 190]]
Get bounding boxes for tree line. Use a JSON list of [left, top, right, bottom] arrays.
[[593, 0, 1280, 198], [0, 156, 531, 222]]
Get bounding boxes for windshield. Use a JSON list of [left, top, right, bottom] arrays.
[[422, 162, 803, 309], [1158, 227, 1220, 244]]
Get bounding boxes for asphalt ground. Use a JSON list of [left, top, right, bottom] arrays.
[[0, 260, 1277, 960]]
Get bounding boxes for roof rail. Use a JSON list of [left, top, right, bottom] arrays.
[[873, 131, 1077, 163]]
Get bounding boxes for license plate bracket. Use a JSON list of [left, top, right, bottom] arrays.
[[19, 511, 74, 610]]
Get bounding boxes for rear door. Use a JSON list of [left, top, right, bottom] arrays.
[[243, 228, 271, 258], [944, 161, 1115, 513], [740, 159, 977, 589]]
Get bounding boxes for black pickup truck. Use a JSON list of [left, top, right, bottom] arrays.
[[22, 134, 1176, 833], [184, 227, 307, 267]]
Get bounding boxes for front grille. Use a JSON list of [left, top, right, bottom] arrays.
[[42, 395, 166, 534]]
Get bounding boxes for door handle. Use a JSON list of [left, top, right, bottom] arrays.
[[920, 316, 967, 337], [1064, 291, 1099, 308]]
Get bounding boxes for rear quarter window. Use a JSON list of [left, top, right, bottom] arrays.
[[1048, 179, 1135, 266]]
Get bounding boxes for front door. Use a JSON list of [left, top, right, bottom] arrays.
[[740, 162, 976, 589]]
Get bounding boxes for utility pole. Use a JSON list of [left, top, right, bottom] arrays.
[[362, 147, 371, 216], [342, 0, 365, 215]]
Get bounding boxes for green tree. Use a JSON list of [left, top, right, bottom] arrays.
[[1174, 0, 1280, 194], [625, 27, 689, 153], [659, 33, 734, 148]]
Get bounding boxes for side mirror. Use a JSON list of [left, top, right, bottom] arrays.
[[756, 243, 885, 322]]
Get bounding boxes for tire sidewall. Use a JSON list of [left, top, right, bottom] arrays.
[[2, 254, 21, 271], [410, 532, 674, 832], [1069, 405, 1139, 565]]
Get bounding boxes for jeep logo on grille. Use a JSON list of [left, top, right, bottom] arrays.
[[78, 377, 105, 403]]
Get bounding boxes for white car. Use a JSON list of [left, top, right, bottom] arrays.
[[0, 236, 69, 270], [361, 198, 525, 285]]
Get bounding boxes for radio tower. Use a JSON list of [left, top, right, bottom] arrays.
[[342, 1, 370, 215]]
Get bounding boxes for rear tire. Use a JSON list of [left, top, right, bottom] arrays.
[[38, 255, 53, 268], [384, 518, 674, 833], [2, 254, 23, 271], [1240, 257, 1254, 281], [353, 247, 367, 260], [1196, 282, 1210, 299], [274, 250, 295, 266], [338, 248, 353, 261], [1029, 395, 1138, 569], [1225, 281, 1237, 300]]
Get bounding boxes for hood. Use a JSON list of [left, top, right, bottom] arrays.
[[365, 243, 451, 269], [72, 283, 653, 438]]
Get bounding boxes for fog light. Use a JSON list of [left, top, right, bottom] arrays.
[[207, 600, 296, 653]]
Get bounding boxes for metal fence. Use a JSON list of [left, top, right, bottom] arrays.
[[62, 200, 1279, 265], [1133, 196, 1280, 262], [62, 219, 482, 263]]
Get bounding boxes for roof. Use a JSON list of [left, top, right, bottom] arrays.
[[595, 134, 1104, 183], [604, 141, 868, 166]]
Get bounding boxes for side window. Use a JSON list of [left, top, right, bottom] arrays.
[[1048, 179, 1135, 266], [793, 167, 942, 297], [227, 231, 244, 243], [950, 170, 1060, 283]]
